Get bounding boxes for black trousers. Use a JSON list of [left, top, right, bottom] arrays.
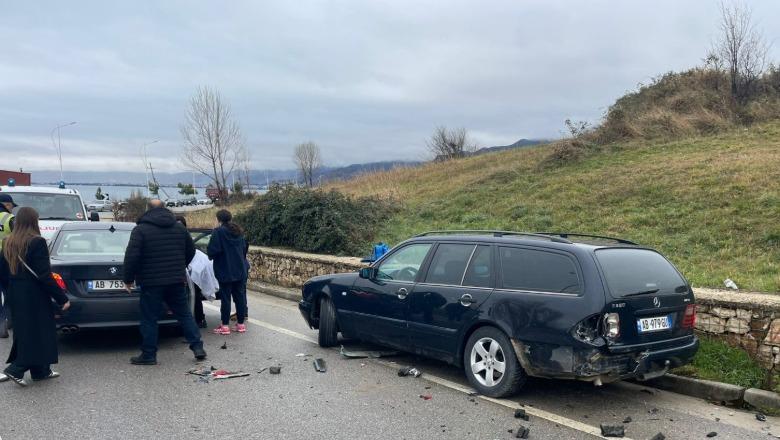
[[5, 363, 51, 380], [139, 283, 203, 358], [193, 286, 205, 324]]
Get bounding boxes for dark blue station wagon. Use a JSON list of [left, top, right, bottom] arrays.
[[299, 231, 699, 397]]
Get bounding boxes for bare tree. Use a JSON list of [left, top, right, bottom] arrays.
[[181, 86, 244, 199], [426, 126, 475, 161], [293, 141, 322, 187], [713, 2, 769, 101]]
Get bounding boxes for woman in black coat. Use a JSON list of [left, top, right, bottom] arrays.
[[0, 207, 69, 386]]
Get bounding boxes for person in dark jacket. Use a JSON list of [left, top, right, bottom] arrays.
[[0, 193, 16, 339], [0, 207, 70, 386], [207, 209, 248, 335], [123, 200, 206, 365]]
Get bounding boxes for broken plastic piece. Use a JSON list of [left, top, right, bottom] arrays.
[[398, 367, 422, 377], [257, 367, 268, 374], [419, 394, 432, 400], [724, 278, 738, 290], [622, 416, 632, 423], [514, 425, 529, 439], [514, 409, 529, 421], [220, 342, 227, 350], [649, 434, 665, 440], [706, 432, 717, 438], [187, 366, 216, 377], [600, 424, 625, 438], [269, 366, 281, 375], [339, 345, 400, 359], [295, 353, 309, 357], [313, 358, 327, 373], [756, 413, 767, 422], [213, 372, 250, 380]]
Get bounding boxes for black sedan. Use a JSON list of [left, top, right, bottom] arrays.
[[49, 222, 191, 332]]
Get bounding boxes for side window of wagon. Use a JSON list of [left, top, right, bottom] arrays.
[[424, 243, 475, 285], [499, 247, 581, 294], [377, 243, 432, 282]]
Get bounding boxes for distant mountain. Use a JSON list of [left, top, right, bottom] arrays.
[[471, 139, 546, 156]]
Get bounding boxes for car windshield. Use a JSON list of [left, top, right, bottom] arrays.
[[8, 192, 85, 221], [595, 248, 687, 298], [51, 229, 132, 258]]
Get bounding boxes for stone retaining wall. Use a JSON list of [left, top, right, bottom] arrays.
[[246, 246, 780, 371], [246, 246, 364, 289]]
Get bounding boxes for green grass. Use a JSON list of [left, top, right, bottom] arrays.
[[329, 122, 780, 292], [673, 336, 766, 390]]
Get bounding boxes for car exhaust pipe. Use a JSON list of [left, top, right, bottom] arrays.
[[59, 325, 80, 334]]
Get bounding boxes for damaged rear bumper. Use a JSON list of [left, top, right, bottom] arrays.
[[511, 336, 699, 385]]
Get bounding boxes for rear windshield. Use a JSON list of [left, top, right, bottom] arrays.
[[9, 192, 85, 221], [595, 248, 687, 297], [52, 229, 132, 258]]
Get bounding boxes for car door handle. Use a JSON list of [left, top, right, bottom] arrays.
[[460, 293, 476, 307], [397, 287, 409, 300]]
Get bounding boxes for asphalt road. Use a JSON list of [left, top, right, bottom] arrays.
[[1, 292, 778, 440]]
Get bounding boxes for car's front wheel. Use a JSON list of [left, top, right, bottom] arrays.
[[318, 297, 338, 347], [464, 326, 526, 397]]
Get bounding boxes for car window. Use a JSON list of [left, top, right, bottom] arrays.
[[463, 245, 493, 288], [51, 230, 132, 258], [9, 192, 85, 221], [377, 243, 432, 282], [424, 244, 474, 285], [191, 231, 212, 253], [499, 247, 581, 294], [595, 248, 686, 297]]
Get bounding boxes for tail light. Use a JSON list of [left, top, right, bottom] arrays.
[[682, 304, 696, 329], [52, 273, 66, 291], [603, 313, 620, 339]]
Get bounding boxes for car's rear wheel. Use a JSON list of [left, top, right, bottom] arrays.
[[318, 297, 338, 347], [464, 327, 526, 397]]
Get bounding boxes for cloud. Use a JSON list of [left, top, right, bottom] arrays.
[[1, 0, 778, 174]]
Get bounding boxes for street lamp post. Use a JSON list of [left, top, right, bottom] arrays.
[[50, 121, 77, 182], [140, 140, 159, 197]]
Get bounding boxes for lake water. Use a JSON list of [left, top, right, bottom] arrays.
[[25, 184, 192, 201]]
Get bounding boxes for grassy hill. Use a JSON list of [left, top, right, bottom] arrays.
[[327, 122, 780, 292]]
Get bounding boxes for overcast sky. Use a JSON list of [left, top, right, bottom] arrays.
[[1, 0, 778, 174]]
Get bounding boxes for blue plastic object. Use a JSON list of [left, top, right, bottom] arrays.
[[372, 242, 389, 261], [7, 178, 15, 187]]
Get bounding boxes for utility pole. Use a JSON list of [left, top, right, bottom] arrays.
[[50, 121, 77, 182]]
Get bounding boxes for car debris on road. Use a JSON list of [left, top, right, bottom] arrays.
[[313, 358, 327, 373], [339, 345, 399, 359], [600, 423, 625, 437], [398, 366, 422, 378], [269, 366, 282, 375], [513, 408, 529, 421], [513, 424, 530, 439]]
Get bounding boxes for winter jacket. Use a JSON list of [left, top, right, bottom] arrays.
[[207, 223, 248, 283], [123, 208, 195, 287], [0, 236, 68, 366]]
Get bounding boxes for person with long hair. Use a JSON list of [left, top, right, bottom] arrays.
[[0, 207, 70, 386], [207, 209, 249, 335]]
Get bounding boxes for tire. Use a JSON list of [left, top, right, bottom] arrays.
[[318, 297, 339, 347], [463, 326, 526, 397]]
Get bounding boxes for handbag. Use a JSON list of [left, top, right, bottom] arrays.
[[18, 256, 67, 315]]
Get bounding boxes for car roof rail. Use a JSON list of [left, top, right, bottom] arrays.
[[534, 232, 638, 245], [414, 230, 572, 244]]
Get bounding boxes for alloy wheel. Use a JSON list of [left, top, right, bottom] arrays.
[[469, 337, 506, 387]]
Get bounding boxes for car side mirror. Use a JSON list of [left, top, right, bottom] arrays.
[[359, 267, 377, 279], [89, 211, 100, 222]]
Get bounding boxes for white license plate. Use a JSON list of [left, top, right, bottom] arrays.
[[88, 280, 127, 291], [637, 315, 673, 333]]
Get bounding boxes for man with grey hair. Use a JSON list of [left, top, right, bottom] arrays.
[[123, 199, 206, 364]]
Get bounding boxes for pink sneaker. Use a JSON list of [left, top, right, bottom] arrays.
[[212, 325, 230, 335], [235, 323, 247, 333]]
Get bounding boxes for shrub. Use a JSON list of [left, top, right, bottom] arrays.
[[112, 190, 148, 222], [235, 184, 397, 256]]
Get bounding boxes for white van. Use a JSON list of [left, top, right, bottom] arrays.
[[0, 185, 94, 241]]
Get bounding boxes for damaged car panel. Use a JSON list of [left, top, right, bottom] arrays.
[[298, 230, 699, 397]]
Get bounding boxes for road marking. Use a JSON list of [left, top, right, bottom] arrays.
[[202, 302, 623, 439]]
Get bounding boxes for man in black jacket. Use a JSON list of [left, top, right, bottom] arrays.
[[123, 199, 206, 364]]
